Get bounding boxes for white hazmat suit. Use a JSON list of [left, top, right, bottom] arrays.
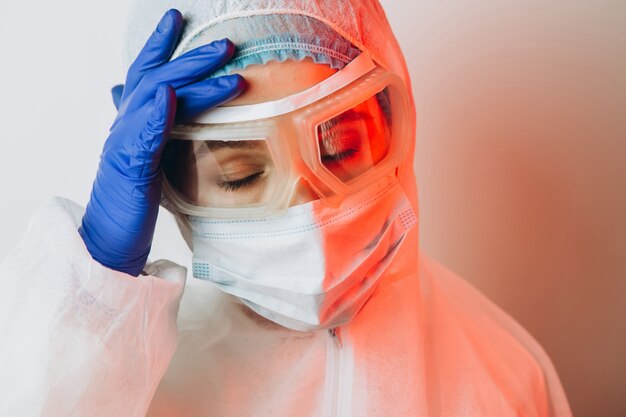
[[0, 1, 572, 416]]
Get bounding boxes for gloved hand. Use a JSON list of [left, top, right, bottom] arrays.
[[79, 9, 245, 276]]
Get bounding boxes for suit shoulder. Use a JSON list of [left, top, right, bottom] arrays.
[[415, 254, 572, 416]]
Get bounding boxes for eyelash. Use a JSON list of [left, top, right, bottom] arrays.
[[214, 142, 359, 192], [217, 171, 264, 192], [321, 148, 359, 163]]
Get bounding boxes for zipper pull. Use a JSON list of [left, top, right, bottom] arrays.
[[328, 327, 343, 349]]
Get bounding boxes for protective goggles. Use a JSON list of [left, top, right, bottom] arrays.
[[162, 53, 413, 219]]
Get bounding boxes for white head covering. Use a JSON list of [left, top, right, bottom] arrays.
[[171, 14, 363, 76], [123, 0, 413, 88]]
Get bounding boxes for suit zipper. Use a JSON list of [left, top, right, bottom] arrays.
[[327, 327, 343, 417]]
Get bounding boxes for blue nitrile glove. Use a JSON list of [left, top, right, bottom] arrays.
[[79, 9, 245, 276]]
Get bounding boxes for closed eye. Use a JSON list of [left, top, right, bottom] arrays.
[[217, 171, 264, 192]]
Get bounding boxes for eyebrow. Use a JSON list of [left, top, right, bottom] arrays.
[[203, 140, 266, 151], [319, 110, 373, 130]]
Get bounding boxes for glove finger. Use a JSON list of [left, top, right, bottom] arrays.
[[174, 74, 246, 122], [139, 84, 177, 175], [123, 9, 183, 100], [111, 84, 124, 110], [125, 39, 235, 115]]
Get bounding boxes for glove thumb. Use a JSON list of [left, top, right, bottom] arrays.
[[111, 84, 124, 110]]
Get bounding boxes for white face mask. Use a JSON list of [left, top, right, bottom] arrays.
[[189, 175, 417, 332]]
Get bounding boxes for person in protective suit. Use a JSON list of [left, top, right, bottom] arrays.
[[0, 1, 572, 416]]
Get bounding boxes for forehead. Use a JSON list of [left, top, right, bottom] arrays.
[[223, 57, 337, 106]]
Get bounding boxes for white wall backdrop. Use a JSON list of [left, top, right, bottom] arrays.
[[0, 2, 624, 417], [0, 0, 193, 267]]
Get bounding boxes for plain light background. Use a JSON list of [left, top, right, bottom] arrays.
[[0, 2, 624, 416]]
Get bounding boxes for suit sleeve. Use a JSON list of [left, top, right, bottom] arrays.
[[0, 197, 185, 417]]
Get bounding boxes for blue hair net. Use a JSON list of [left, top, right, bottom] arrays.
[[180, 14, 362, 77]]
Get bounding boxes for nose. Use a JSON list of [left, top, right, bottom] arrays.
[[289, 179, 320, 206]]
